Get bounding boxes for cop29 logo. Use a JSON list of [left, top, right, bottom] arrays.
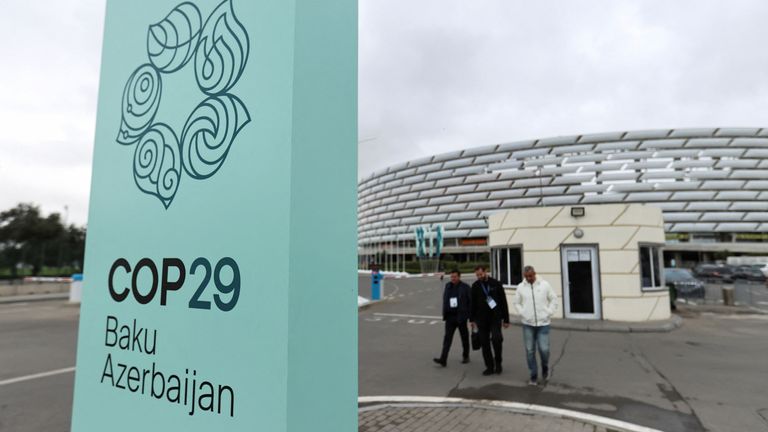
[[116, 0, 250, 208]]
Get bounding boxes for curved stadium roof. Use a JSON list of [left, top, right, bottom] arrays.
[[358, 128, 768, 245]]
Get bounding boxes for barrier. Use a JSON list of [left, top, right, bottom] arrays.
[[69, 274, 83, 303]]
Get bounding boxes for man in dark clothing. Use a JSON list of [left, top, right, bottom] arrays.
[[433, 270, 472, 367], [470, 265, 510, 376]]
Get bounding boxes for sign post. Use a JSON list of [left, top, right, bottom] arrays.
[[71, 1, 357, 431]]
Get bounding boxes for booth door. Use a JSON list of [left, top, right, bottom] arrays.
[[561, 245, 602, 320]]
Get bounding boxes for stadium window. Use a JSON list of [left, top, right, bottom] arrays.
[[491, 247, 523, 287], [639, 244, 664, 291]]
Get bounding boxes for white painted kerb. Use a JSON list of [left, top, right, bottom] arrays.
[[358, 395, 664, 432]]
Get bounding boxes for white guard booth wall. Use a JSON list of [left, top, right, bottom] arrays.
[[488, 204, 670, 322]]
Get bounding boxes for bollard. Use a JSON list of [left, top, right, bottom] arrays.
[[69, 274, 83, 303], [371, 270, 384, 300], [722, 285, 735, 306]]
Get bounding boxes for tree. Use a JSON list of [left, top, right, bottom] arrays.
[[0, 203, 86, 278]]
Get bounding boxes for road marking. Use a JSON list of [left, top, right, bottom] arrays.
[[387, 281, 400, 298], [0, 367, 76, 387], [374, 313, 442, 320]]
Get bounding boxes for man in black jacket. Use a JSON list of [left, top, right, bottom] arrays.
[[470, 265, 510, 375], [433, 270, 472, 367]]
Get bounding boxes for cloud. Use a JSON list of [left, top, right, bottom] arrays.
[[0, 0, 105, 225], [4, 0, 768, 224], [358, 0, 768, 178]]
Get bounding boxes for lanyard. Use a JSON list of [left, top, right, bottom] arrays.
[[481, 282, 491, 298]]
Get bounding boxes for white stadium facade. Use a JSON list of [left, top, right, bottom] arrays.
[[358, 128, 768, 273]]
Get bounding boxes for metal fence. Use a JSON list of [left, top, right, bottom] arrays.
[[677, 280, 768, 311]]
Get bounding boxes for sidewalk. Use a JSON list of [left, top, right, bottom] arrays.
[[359, 399, 661, 432], [0, 293, 69, 304], [675, 302, 768, 316], [532, 315, 683, 333]]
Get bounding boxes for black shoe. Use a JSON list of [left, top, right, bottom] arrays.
[[433, 358, 446, 367], [482, 368, 495, 376], [542, 368, 549, 382], [462, 357, 470, 364], [495, 364, 503, 374]]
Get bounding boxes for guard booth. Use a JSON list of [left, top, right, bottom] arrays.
[[488, 204, 670, 322]]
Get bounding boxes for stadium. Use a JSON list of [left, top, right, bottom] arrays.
[[358, 127, 768, 274]]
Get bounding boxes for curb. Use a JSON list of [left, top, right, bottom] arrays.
[[388, 272, 445, 279], [358, 299, 387, 311], [510, 314, 683, 333], [358, 271, 446, 280], [358, 396, 664, 432], [0, 293, 70, 304], [747, 306, 768, 315], [677, 303, 768, 316]]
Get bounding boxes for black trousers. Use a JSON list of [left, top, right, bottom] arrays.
[[440, 318, 469, 361], [477, 319, 503, 369]]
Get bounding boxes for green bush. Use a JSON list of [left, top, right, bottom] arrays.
[[0, 266, 81, 280]]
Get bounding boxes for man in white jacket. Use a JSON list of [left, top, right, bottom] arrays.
[[513, 265, 558, 385]]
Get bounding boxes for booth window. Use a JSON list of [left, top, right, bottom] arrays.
[[491, 247, 523, 287], [639, 244, 663, 290]]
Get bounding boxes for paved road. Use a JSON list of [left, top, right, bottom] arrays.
[[1, 279, 767, 431], [358, 275, 768, 432], [0, 300, 78, 432]]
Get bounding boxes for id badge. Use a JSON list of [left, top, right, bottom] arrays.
[[486, 297, 497, 310], [449, 297, 458, 308]]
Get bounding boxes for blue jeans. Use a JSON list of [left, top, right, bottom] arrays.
[[522, 325, 550, 380]]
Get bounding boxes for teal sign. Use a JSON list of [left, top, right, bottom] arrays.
[[71, 0, 357, 430]]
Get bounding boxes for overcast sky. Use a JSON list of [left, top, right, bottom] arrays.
[[3, 1, 768, 225]]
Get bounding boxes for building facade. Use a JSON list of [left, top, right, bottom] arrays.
[[358, 128, 768, 271]]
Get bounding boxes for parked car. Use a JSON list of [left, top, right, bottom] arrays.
[[693, 264, 734, 283], [665, 268, 706, 299], [733, 265, 767, 282], [758, 263, 768, 278]]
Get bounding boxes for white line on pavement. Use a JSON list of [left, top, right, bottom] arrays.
[[387, 281, 400, 298], [0, 367, 75, 387], [374, 312, 442, 320]]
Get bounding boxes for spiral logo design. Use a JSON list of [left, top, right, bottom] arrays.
[[116, 0, 251, 209], [194, 0, 249, 95], [181, 95, 250, 179], [117, 64, 162, 145], [134, 124, 182, 209], [148, 2, 202, 73]]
